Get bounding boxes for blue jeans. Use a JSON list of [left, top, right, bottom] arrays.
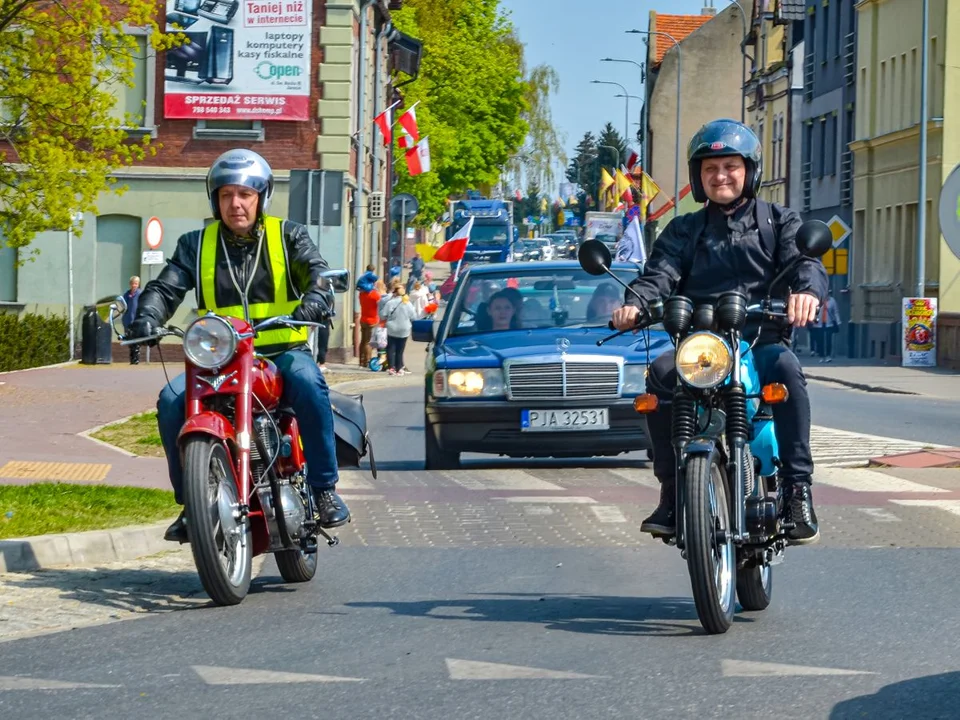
[[157, 348, 339, 503]]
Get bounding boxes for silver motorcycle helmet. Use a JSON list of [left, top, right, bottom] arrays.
[[206, 148, 275, 219]]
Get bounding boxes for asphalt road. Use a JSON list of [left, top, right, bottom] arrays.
[[2, 382, 960, 718]]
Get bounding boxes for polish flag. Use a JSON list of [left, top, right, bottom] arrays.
[[373, 107, 392, 144], [397, 106, 420, 144], [405, 137, 431, 176], [433, 216, 474, 262], [626, 147, 640, 172]]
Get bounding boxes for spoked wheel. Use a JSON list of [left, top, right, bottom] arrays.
[[183, 436, 252, 606], [685, 453, 736, 634], [737, 559, 773, 611]]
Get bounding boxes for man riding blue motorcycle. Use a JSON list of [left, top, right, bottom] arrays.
[[611, 118, 827, 546]]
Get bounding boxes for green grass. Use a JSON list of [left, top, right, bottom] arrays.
[[0, 484, 179, 539], [91, 411, 164, 457]]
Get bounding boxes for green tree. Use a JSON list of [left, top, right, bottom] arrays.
[[391, 0, 528, 225], [596, 122, 627, 171], [0, 1, 175, 250], [566, 132, 599, 223], [505, 59, 566, 193]]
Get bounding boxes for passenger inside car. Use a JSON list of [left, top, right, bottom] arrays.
[[586, 283, 624, 324], [476, 288, 523, 331]]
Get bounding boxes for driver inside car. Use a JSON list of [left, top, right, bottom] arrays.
[[126, 149, 351, 542], [611, 119, 827, 546]]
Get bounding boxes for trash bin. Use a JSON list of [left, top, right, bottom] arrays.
[[81, 307, 113, 365]]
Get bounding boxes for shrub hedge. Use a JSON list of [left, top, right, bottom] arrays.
[[0, 312, 70, 372]]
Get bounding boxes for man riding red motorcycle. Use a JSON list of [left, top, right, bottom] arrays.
[[127, 149, 351, 542]]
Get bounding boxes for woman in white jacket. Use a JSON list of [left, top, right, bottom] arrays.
[[409, 280, 431, 318], [378, 280, 418, 375]]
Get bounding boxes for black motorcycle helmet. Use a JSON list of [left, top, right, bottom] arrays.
[[687, 119, 762, 204]]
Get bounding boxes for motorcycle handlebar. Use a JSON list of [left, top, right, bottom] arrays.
[[120, 328, 183, 346]]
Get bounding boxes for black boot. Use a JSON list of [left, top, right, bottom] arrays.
[[164, 510, 188, 543], [130, 345, 140, 365], [313, 489, 351, 528], [640, 479, 676, 536], [782, 480, 819, 545]]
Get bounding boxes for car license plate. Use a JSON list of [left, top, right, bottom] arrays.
[[520, 408, 609, 432]]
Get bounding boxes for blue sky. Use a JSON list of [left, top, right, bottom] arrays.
[[499, 0, 723, 183]]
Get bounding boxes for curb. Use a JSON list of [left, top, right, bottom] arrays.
[[0, 519, 178, 574], [331, 374, 422, 393], [0, 360, 80, 376], [805, 373, 917, 396]]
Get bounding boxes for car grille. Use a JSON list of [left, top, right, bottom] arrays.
[[506, 357, 622, 400]]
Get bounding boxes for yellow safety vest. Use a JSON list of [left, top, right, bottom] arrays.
[[199, 216, 309, 355]]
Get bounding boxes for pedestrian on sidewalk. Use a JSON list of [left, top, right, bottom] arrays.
[[409, 279, 431, 318], [406, 251, 425, 293], [121, 276, 141, 365], [378, 279, 417, 375], [816, 290, 840, 363], [357, 265, 382, 369]]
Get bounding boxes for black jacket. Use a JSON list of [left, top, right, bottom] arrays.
[[135, 219, 331, 343], [626, 200, 827, 344]]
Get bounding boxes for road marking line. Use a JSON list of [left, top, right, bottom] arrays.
[[191, 666, 365, 685], [721, 659, 873, 677], [857, 507, 902, 523], [338, 493, 385, 501], [446, 659, 603, 680], [606, 468, 661, 489], [524, 506, 554, 515], [590, 505, 627, 523], [494, 496, 597, 504], [891, 499, 960, 517], [815, 467, 947, 494], [337, 471, 375, 490], [0, 676, 121, 690], [448, 470, 564, 492]]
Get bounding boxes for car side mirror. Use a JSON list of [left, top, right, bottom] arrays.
[[795, 220, 833, 259], [578, 239, 612, 276], [412, 319, 435, 343], [320, 268, 350, 293]]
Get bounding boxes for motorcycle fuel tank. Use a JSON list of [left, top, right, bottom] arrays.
[[252, 356, 283, 410]]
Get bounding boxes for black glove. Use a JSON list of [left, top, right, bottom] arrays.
[[292, 299, 330, 325], [125, 317, 158, 346]]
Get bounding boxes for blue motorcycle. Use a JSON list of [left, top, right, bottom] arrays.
[[579, 220, 833, 634]]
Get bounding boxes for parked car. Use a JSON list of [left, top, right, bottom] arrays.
[[412, 261, 671, 469]]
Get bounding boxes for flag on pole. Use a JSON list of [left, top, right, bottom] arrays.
[[626, 147, 640, 172], [405, 137, 431, 176], [616, 215, 647, 264], [615, 168, 633, 203], [397, 105, 420, 144], [600, 168, 615, 211], [372, 100, 400, 144], [639, 170, 662, 219], [434, 216, 474, 262]]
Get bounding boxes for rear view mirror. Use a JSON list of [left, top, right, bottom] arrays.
[[578, 240, 612, 276], [795, 220, 833, 259], [112, 295, 127, 315], [320, 268, 350, 293], [412, 319, 434, 343]]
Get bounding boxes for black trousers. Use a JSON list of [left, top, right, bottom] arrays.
[[645, 343, 814, 486], [387, 335, 407, 370], [314, 323, 330, 365]]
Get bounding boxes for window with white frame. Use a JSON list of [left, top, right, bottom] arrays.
[[102, 27, 157, 135]]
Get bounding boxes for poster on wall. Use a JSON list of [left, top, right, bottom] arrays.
[[163, 0, 312, 121], [902, 297, 938, 367]]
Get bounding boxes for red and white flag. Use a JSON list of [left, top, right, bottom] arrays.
[[626, 147, 640, 173], [405, 137, 431, 176], [397, 105, 420, 144], [433, 216, 474, 263], [372, 100, 399, 145]]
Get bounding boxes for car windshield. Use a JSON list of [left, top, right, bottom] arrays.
[[462, 224, 509, 247], [447, 268, 637, 335]]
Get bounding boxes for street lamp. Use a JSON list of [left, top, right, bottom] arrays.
[[721, 0, 749, 123], [590, 79, 630, 146], [601, 57, 647, 169], [627, 28, 682, 220]]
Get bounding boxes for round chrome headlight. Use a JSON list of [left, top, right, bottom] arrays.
[[184, 315, 237, 369], [676, 332, 732, 389]]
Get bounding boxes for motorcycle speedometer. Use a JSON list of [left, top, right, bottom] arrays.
[[675, 331, 733, 389], [184, 315, 237, 370]]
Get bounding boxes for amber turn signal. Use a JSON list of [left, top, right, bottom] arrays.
[[761, 383, 790, 404], [633, 394, 659, 413]]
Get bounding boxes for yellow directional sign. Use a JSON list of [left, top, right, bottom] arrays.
[[826, 214, 851, 247], [821, 247, 848, 276]]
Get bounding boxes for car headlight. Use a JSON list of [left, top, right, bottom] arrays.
[[183, 315, 237, 370], [676, 332, 732, 389], [622, 364, 647, 395], [434, 368, 505, 398]]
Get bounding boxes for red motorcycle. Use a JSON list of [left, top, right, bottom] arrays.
[[110, 271, 372, 606]]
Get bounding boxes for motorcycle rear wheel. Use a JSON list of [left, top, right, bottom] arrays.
[[736, 561, 773, 611], [685, 453, 736, 634], [183, 435, 252, 606]]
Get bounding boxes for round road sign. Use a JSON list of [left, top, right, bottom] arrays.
[[939, 163, 960, 261], [145, 217, 163, 250], [391, 193, 419, 221]]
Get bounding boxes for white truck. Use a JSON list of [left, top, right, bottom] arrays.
[[584, 211, 624, 255]]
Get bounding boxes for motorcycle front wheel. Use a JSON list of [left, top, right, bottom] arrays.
[[183, 435, 253, 606], [685, 453, 736, 634]]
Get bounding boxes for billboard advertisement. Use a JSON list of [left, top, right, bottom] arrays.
[[163, 0, 312, 121]]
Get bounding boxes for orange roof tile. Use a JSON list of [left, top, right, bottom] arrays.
[[651, 13, 713, 65]]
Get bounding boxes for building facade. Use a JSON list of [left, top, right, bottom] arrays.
[[0, 0, 419, 361], [797, 0, 858, 356], [850, 0, 960, 365], [643, 5, 744, 219]]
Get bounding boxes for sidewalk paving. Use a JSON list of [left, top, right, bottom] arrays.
[[799, 355, 960, 399]]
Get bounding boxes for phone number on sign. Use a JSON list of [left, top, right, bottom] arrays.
[[190, 106, 286, 116]]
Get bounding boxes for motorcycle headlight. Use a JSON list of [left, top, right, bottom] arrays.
[[438, 368, 505, 398], [622, 364, 647, 395], [676, 332, 732, 389], [184, 315, 237, 370]]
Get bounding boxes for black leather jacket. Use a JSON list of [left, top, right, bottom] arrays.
[[626, 200, 827, 344], [135, 218, 332, 336]]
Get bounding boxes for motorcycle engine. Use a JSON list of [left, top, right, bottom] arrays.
[[277, 482, 307, 540]]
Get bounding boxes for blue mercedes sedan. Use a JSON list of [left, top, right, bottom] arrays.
[[412, 261, 672, 469]]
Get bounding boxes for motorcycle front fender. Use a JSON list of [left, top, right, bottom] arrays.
[[178, 411, 238, 446]]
